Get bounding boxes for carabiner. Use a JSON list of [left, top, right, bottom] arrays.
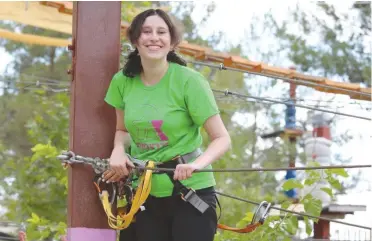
[[93, 176, 117, 205], [251, 201, 271, 225]]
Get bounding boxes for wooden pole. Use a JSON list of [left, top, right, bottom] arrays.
[[67, 2, 121, 241], [314, 219, 330, 239], [313, 116, 332, 240]]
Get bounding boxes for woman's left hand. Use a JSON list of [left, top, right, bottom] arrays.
[[173, 163, 203, 181]]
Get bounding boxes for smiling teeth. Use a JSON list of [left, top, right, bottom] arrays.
[[148, 46, 161, 50]]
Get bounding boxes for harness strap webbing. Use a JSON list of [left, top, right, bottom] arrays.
[[98, 160, 155, 230]]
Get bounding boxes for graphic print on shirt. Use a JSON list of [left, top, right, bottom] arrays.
[[131, 103, 169, 150]]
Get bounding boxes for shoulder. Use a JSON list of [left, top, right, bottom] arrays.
[[109, 69, 137, 89], [170, 62, 207, 84], [111, 69, 130, 83]]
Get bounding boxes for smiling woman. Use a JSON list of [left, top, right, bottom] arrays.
[[103, 8, 231, 241], [123, 9, 186, 80]]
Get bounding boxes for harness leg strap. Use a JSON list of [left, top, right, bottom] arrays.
[[165, 172, 210, 214]]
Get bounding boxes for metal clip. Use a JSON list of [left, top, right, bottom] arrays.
[[94, 176, 117, 205], [251, 201, 271, 225], [126, 154, 149, 175], [57, 150, 82, 166]]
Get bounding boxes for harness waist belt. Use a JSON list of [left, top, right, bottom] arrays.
[[157, 148, 202, 169], [157, 148, 210, 214]]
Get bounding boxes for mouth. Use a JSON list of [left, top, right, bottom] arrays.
[[146, 45, 162, 51]]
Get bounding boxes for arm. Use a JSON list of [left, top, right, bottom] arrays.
[[193, 114, 231, 168], [173, 114, 231, 180], [112, 108, 131, 153], [173, 72, 230, 180], [104, 109, 134, 182]]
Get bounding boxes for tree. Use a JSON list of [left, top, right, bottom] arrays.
[[269, 2, 371, 86], [0, 91, 70, 240]]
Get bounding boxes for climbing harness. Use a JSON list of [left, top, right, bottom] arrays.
[[58, 150, 273, 233], [58, 150, 154, 230], [156, 148, 211, 214], [98, 160, 154, 230]]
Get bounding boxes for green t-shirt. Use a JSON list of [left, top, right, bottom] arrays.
[[104, 62, 220, 197]]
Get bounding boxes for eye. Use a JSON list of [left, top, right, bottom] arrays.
[[158, 30, 168, 35], [142, 29, 152, 34]]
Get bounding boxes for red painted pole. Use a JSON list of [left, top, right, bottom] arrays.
[[314, 219, 330, 239], [312, 114, 332, 239], [67, 2, 121, 241]]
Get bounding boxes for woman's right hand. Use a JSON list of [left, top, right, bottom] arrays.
[[103, 147, 134, 183]]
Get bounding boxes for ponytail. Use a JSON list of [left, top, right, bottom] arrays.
[[122, 49, 187, 78], [123, 48, 142, 78], [167, 50, 187, 66]]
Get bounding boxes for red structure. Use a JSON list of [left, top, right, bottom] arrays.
[[67, 2, 121, 241]]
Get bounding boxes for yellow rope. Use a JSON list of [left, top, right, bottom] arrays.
[[100, 161, 154, 230]]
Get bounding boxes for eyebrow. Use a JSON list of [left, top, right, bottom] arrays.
[[142, 26, 168, 30]]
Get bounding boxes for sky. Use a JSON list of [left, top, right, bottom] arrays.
[[0, 0, 371, 239]]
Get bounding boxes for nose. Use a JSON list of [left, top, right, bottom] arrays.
[[149, 31, 160, 41]]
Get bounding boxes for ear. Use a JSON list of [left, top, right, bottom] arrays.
[[170, 44, 176, 51]]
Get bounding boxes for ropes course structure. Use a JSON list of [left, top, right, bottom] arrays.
[[0, 1, 371, 100], [0, 2, 371, 241]]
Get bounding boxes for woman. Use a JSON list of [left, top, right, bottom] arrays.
[[103, 8, 231, 241]]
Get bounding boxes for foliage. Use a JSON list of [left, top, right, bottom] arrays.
[[0, 91, 69, 240], [269, 2, 371, 86], [214, 161, 348, 240]]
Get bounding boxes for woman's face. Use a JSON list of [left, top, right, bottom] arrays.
[[135, 15, 173, 62]]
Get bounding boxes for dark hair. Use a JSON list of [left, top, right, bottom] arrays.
[[123, 9, 187, 77]]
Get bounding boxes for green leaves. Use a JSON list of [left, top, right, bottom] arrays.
[[30, 143, 59, 163], [303, 217, 313, 236], [326, 175, 342, 190], [25, 213, 67, 241], [283, 215, 299, 235], [282, 179, 304, 191], [272, 2, 371, 86], [320, 187, 333, 198], [236, 211, 254, 228], [302, 194, 322, 218], [325, 168, 349, 178]]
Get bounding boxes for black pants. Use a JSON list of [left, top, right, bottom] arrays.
[[119, 187, 217, 241]]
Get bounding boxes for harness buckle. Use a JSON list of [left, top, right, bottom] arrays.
[[171, 155, 186, 164], [181, 188, 210, 214]]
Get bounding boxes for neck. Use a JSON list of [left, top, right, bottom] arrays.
[[140, 58, 169, 86]]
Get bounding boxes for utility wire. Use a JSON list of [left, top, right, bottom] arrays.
[[215, 191, 372, 230], [137, 164, 371, 173], [3, 79, 371, 110], [212, 89, 371, 121], [214, 94, 372, 111], [0, 237, 19, 241], [189, 60, 372, 99]]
